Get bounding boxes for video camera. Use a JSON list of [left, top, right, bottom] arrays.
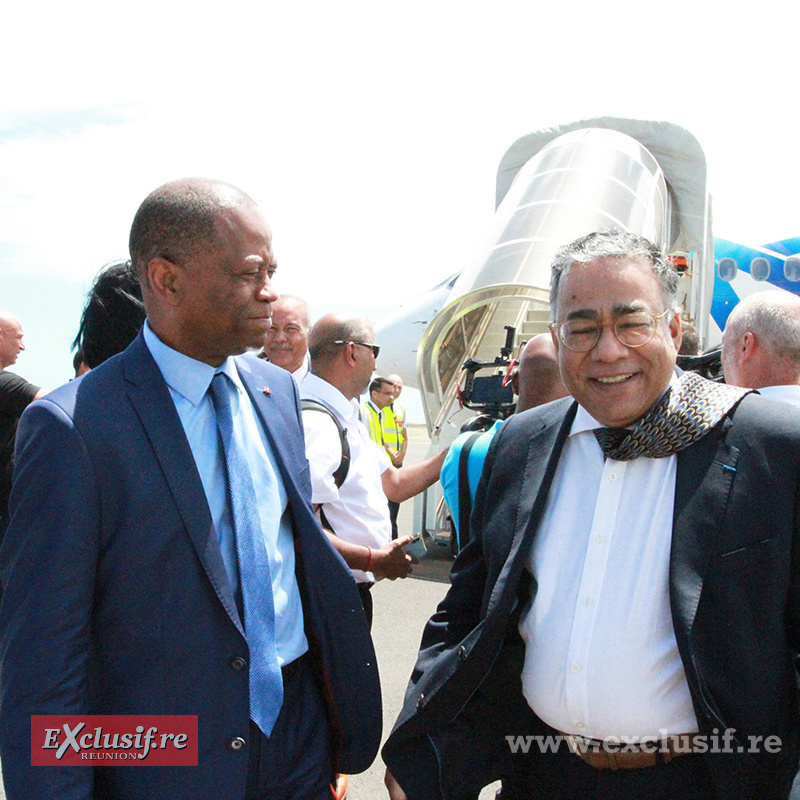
[[677, 348, 723, 382], [457, 325, 517, 420]]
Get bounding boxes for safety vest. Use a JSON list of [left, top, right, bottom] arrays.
[[360, 401, 383, 445], [381, 403, 405, 449]]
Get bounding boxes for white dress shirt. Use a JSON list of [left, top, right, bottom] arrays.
[[757, 384, 800, 408], [301, 373, 391, 583], [291, 354, 309, 384], [143, 322, 307, 666], [519, 399, 698, 741]]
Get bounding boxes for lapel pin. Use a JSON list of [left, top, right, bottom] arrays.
[[262, 386, 271, 396]]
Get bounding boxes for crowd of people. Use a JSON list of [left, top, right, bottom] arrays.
[[2, 178, 800, 800]]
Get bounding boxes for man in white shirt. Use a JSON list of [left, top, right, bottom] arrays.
[[721, 289, 800, 407], [384, 231, 800, 800], [301, 312, 446, 626]]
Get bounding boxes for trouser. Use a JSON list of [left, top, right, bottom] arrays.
[[388, 500, 400, 539], [357, 582, 374, 630], [521, 740, 715, 799], [245, 653, 332, 800]]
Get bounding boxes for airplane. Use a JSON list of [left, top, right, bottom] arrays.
[[710, 236, 800, 336], [373, 116, 799, 546]]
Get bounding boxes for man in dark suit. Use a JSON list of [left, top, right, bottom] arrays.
[[383, 230, 800, 800], [0, 178, 380, 800]]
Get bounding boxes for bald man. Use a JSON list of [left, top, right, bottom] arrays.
[[512, 333, 570, 413], [0, 311, 45, 538], [440, 333, 569, 549], [300, 312, 446, 625], [721, 290, 800, 406]]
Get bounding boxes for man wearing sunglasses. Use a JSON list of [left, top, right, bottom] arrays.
[[301, 312, 446, 626], [384, 230, 800, 799]]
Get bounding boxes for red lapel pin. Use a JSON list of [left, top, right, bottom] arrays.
[[262, 386, 271, 396]]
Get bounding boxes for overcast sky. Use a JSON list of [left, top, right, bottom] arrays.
[[2, 0, 798, 399]]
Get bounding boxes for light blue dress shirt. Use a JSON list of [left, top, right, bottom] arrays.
[[143, 322, 307, 665]]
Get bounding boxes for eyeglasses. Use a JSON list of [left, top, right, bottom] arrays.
[[549, 309, 672, 352], [333, 340, 381, 358]]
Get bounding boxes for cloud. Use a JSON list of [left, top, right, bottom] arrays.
[[0, 105, 138, 145]]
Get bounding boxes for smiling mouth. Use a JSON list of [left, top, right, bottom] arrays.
[[594, 373, 634, 384]]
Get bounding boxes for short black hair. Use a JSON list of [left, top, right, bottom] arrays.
[[369, 377, 390, 396], [129, 178, 255, 288]]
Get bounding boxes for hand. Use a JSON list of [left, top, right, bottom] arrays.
[[384, 768, 409, 800], [371, 536, 414, 580], [384, 445, 403, 468]]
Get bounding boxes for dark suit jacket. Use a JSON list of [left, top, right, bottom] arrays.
[[0, 332, 381, 800], [384, 393, 800, 800]]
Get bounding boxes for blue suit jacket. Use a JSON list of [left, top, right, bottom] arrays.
[[384, 393, 800, 800], [0, 332, 381, 800]]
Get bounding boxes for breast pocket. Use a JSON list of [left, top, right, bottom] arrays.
[[717, 537, 779, 572]]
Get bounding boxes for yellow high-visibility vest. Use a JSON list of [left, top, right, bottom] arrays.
[[382, 403, 405, 449], [361, 401, 383, 445]]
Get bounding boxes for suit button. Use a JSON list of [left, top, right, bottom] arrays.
[[416, 694, 425, 709], [458, 646, 467, 661], [229, 737, 246, 751], [230, 657, 247, 671]]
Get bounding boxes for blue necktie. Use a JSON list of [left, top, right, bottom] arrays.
[[209, 372, 283, 736]]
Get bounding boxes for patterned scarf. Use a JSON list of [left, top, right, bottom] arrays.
[[593, 372, 752, 461]]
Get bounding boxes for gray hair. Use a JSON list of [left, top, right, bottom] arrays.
[[549, 230, 679, 320], [725, 293, 800, 366], [274, 294, 311, 329]]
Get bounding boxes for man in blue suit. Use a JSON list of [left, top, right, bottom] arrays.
[[0, 178, 380, 799]]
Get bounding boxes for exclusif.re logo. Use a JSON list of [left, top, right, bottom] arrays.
[[31, 716, 199, 766]]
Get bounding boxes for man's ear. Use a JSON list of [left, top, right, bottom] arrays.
[[147, 257, 184, 306], [740, 331, 757, 363], [343, 341, 358, 367], [668, 311, 682, 353], [549, 325, 560, 355]]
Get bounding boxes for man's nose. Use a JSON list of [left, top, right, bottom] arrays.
[[257, 276, 278, 304], [591, 325, 628, 361]]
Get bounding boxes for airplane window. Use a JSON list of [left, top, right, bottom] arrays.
[[718, 257, 737, 282], [750, 257, 770, 282], [785, 256, 800, 282]]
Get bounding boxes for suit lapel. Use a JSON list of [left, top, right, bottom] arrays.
[[670, 417, 739, 637], [485, 400, 577, 617], [121, 334, 243, 634], [234, 357, 303, 503]]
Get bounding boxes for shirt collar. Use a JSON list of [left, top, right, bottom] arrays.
[[143, 320, 242, 405], [757, 384, 800, 398], [302, 373, 361, 423]]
